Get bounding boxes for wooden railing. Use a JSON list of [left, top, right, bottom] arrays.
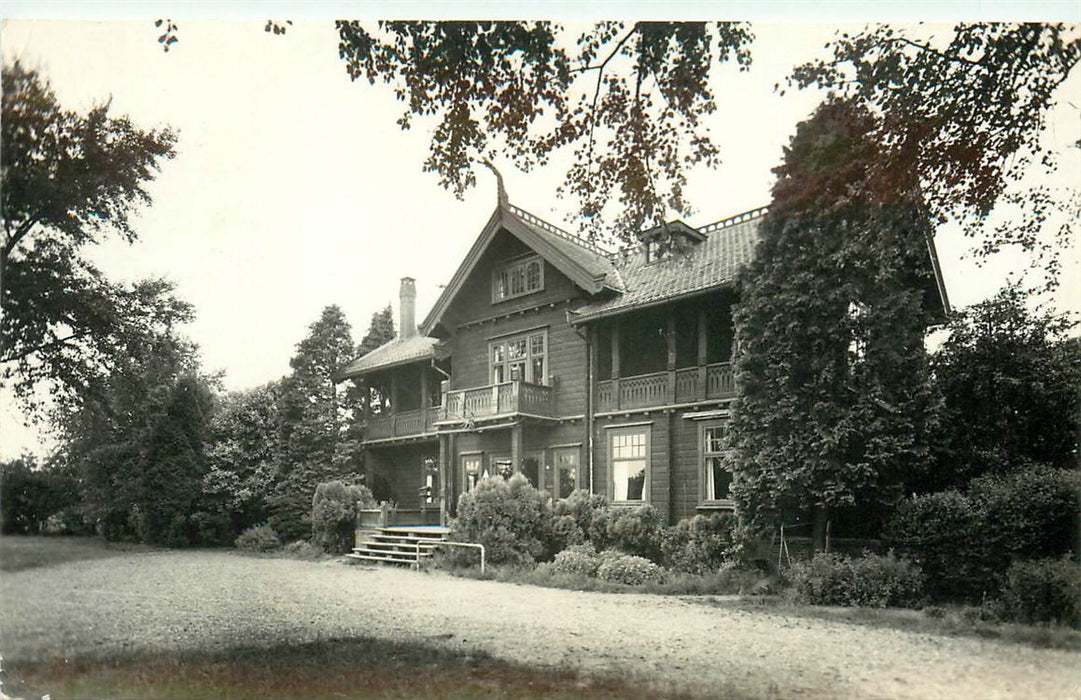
[[363, 407, 439, 441], [596, 362, 735, 412], [442, 380, 554, 421]]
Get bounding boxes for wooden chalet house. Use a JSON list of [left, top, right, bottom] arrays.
[[338, 197, 947, 527]]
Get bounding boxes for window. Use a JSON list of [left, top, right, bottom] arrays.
[[700, 423, 733, 505], [609, 425, 649, 502], [493, 256, 544, 302], [490, 330, 547, 384], [462, 454, 483, 493]]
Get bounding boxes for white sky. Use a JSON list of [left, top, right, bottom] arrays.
[[1, 4, 1079, 459]]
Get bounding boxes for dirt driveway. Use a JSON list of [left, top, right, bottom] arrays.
[[2, 550, 1079, 699]]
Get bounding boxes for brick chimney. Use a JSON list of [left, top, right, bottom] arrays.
[[399, 277, 417, 339]]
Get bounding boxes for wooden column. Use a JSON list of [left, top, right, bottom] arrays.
[[511, 423, 523, 477], [666, 315, 677, 404], [439, 433, 450, 525], [389, 372, 399, 414], [420, 366, 429, 411], [697, 308, 708, 398], [612, 319, 621, 410]]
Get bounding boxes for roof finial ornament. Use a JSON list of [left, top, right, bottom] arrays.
[[480, 158, 509, 209]]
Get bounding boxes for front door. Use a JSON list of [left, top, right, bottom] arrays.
[[551, 446, 580, 499]]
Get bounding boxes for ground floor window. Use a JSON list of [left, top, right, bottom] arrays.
[[608, 425, 649, 502], [700, 422, 733, 504]]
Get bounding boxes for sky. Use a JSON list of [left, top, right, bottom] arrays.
[[1, 3, 1079, 459]]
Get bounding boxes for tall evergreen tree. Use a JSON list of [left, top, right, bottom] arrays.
[[727, 100, 942, 548], [269, 305, 358, 540]]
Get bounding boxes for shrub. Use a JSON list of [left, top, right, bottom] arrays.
[[551, 490, 609, 549], [312, 481, 376, 554], [999, 559, 1081, 628], [591, 505, 665, 562], [788, 552, 923, 608], [888, 465, 1081, 602], [886, 490, 997, 601], [550, 543, 601, 577], [450, 474, 554, 565], [661, 513, 738, 574], [970, 465, 1081, 562], [282, 540, 325, 560], [596, 553, 666, 585], [235, 524, 281, 552]]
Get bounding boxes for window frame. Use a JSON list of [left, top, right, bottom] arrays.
[[698, 420, 735, 508], [607, 424, 651, 504], [489, 329, 548, 385], [492, 255, 545, 303], [461, 452, 484, 494]]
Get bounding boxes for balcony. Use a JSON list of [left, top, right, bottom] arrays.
[[441, 380, 555, 423], [595, 362, 734, 412], [363, 407, 440, 442]]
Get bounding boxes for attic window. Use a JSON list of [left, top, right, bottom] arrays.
[[493, 255, 544, 303]]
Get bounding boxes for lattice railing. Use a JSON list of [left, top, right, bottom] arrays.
[[706, 362, 735, 398], [619, 372, 667, 409], [675, 368, 699, 402]]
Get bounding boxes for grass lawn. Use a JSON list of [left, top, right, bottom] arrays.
[[0, 535, 161, 572], [2, 636, 688, 700]]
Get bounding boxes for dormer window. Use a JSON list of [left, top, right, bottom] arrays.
[[493, 255, 543, 302]]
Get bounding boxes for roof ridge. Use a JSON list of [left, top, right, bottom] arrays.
[[697, 206, 769, 235], [506, 203, 612, 256]]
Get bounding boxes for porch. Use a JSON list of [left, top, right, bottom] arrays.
[[595, 362, 735, 412]]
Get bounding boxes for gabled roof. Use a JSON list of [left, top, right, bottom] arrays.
[[420, 203, 622, 335], [336, 334, 441, 380], [572, 208, 767, 322]]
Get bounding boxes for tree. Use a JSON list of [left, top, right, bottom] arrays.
[[727, 100, 942, 548], [0, 454, 79, 534], [356, 305, 395, 358], [790, 23, 1080, 290], [202, 382, 284, 535], [920, 287, 1080, 491], [268, 305, 359, 540], [1, 62, 178, 414]]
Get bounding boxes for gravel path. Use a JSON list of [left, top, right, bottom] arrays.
[[2, 550, 1079, 699]]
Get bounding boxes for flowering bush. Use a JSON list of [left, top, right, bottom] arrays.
[[596, 553, 666, 585], [550, 543, 602, 577]]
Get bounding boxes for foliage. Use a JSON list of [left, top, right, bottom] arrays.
[[311, 480, 376, 554], [235, 524, 282, 552], [1, 61, 180, 415], [590, 504, 665, 562], [728, 99, 941, 544], [451, 474, 554, 565], [787, 552, 924, 608], [269, 305, 360, 541], [202, 382, 284, 536], [349, 305, 396, 419], [335, 21, 752, 239], [596, 553, 666, 585], [885, 490, 999, 601], [550, 489, 609, 549], [549, 542, 602, 577], [999, 559, 1081, 629], [281, 539, 325, 560], [887, 465, 1080, 601], [660, 513, 738, 575], [791, 23, 1080, 290], [0, 454, 79, 534], [920, 289, 1081, 491]]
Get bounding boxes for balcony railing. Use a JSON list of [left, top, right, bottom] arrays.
[[595, 362, 734, 412], [364, 407, 440, 441], [441, 380, 554, 422]]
